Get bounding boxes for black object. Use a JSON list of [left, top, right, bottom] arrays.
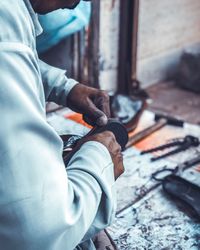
[[163, 175, 200, 219], [87, 119, 128, 151], [152, 154, 200, 181], [62, 119, 128, 164], [151, 155, 200, 219], [63, 135, 82, 152], [110, 94, 147, 132], [154, 113, 184, 127], [176, 52, 200, 93], [141, 135, 199, 161], [118, 0, 139, 95]]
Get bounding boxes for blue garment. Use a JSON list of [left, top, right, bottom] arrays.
[[0, 0, 116, 249], [37, 1, 91, 53]]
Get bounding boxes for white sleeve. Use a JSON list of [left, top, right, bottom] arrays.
[[39, 59, 78, 106], [0, 43, 116, 250]]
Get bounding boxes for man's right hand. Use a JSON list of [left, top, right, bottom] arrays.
[[80, 131, 124, 180]]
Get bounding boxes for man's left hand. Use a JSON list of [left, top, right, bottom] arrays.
[[67, 84, 110, 126]]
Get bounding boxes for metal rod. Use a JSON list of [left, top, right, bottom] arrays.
[[131, 0, 140, 86]]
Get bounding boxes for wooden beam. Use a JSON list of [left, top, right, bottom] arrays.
[[88, 0, 100, 88], [118, 0, 140, 94]]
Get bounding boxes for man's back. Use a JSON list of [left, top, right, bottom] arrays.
[[0, 1, 116, 249], [0, 0, 35, 46]]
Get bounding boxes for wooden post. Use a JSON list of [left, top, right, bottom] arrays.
[[118, 0, 140, 95], [88, 0, 100, 88]]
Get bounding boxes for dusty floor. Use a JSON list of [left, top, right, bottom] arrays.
[[47, 109, 200, 249], [147, 81, 200, 125]]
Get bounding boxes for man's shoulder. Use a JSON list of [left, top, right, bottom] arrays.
[[0, 0, 34, 46]]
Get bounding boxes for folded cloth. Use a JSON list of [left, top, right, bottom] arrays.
[[110, 94, 147, 132]]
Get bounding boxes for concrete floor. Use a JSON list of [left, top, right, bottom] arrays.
[[147, 81, 200, 125]]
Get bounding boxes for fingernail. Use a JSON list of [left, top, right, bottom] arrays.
[[96, 115, 108, 126]]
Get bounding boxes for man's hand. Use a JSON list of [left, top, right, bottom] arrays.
[[67, 84, 110, 126], [80, 131, 124, 180]]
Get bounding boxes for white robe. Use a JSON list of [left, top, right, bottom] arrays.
[[0, 0, 116, 249]]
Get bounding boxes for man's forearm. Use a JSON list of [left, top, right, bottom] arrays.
[[39, 59, 78, 106]]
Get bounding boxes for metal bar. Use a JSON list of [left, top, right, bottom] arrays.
[[88, 0, 100, 88], [131, 0, 140, 88], [78, 29, 86, 83], [117, 0, 140, 95]]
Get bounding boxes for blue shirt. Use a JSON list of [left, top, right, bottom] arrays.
[[0, 0, 116, 249]]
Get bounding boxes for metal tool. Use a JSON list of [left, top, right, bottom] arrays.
[[141, 135, 199, 161], [63, 135, 82, 152], [152, 154, 200, 181], [126, 113, 184, 148], [151, 155, 200, 219]]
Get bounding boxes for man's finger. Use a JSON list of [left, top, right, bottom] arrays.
[[95, 91, 111, 118], [84, 101, 108, 126], [96, 114, 108, 126]]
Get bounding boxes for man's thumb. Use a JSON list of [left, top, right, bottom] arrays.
[[96, 113, 108, 126], [85, 104, 108, 126]]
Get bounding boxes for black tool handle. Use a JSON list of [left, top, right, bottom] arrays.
[[162, 174, 200, 219], [155, 114, 184, 127]]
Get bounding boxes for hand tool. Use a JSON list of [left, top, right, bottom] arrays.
[[152, 155, 200, 219], [152, 154, 200, 181], [141, 135, 199, 161], [126, 113, 184, 148], [63, 135, 82, 152]]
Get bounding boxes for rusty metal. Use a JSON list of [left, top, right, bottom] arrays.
[[147, 135, 199, 162], [126, 118, 167, 148], [131, 0, 140, 89], [118, 0, 140, 95], [126, 114, 184, 148], [88, 0, 100, 88]]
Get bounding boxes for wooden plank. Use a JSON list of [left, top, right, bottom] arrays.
[[88, 0, 100, 88], [77, 29, 88, 84], [116, 0, 145, 91]]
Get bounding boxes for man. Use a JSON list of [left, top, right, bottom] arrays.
[[37, 1, 91, 53], [0, 0, 124, 249]]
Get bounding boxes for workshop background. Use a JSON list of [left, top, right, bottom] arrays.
[[42, 0, 200, 124], [42, 0, 200, 249]]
